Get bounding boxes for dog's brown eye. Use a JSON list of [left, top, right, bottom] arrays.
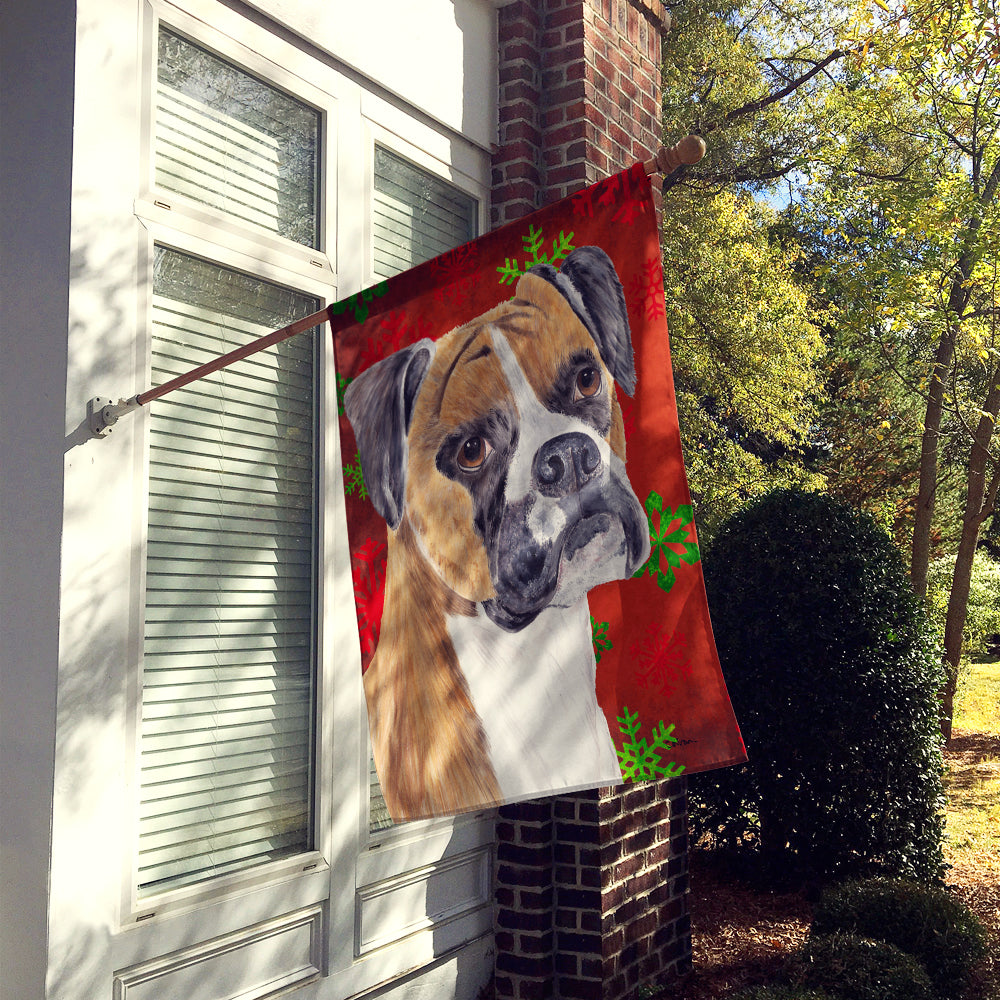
[[575, 366, 601, 400], [458, 435, 491, 471]]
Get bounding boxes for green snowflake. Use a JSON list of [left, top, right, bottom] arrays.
[[497, 224, 575, 286], [616, 707, 685, 782], [336, 372, 353, 416], [632, 491, 701, 593], [591, 616, 612, 663], [343, 451, 368, 499], [330, 280, 389, 324]]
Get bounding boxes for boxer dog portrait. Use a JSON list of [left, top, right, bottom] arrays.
[[344, 247, 651, 821]]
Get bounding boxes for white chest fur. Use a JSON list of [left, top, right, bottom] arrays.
[[447, 598, 622, 802]]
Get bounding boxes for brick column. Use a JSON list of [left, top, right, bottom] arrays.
[[492, 0, 668, 226], [491, 3, 691, 998], [495, 801, 557, 999], [494, 782, 690, 1000]]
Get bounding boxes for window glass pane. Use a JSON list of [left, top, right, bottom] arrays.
[[372, 146, 477, 279], [139, 246, 318, 895], [368, 150, 478, 832], [156, 28, 320, 248]]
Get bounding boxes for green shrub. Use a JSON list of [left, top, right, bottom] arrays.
[[791, 933, 934, 1000], [812, 878, 988, 998], [693, 489, 947, 882]]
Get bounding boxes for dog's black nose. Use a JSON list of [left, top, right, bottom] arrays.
[[533, 432, 602, 497]]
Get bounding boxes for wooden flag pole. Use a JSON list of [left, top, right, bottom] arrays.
[[88, 137, 706, 437], [87, 305, 334, 437], [643, 134, 706, 176]]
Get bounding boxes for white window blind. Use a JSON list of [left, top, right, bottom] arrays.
[[156, 28, 320, 248], [368, 148, 477, 832], [372, 146, 477, 280], [138, 247, 319, 895]]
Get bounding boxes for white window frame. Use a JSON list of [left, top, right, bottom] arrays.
[[121, 0, 343, 938], [106, 0, 497, 992], [135, 1, 338, 277], [121, 224, 339, 925]]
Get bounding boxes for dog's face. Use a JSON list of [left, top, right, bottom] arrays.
[[345, 247, 651, 632]]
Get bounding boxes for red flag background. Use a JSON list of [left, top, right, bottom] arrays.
[[331, 163, 745, 794]]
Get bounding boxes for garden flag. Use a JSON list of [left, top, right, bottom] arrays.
[[332, 163, 745, 821]]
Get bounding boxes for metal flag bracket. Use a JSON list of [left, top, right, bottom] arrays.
[[88, 395, 141, 437], [83, 301, 332, 439]]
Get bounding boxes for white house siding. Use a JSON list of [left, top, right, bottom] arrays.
[[0, 1, 499, 998], [0, 0, 77, 996], [244, 0, 498, 154]]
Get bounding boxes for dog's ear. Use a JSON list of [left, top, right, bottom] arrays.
[[343, 339, 435, 529], [527, 246, 636, 396]]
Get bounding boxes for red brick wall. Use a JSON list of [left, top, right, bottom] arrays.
[[492, 0, 668, 226], [494, 782, 690, 1000], [490, 7, 690, 997]]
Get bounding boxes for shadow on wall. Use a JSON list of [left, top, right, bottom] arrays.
[[430, 825, 495, 997], [45, 204, 155, 997]]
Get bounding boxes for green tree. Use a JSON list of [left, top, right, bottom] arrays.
[[661, 0, 853, 195], [664, 189, 826, 535], [660, 1, 1000, 737], [659, 1, 840, 535], [802, 0, 1000, 736], [779, 207, 963, 549]]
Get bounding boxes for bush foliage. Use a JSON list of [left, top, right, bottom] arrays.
[[693, 489, 946, 881], [811, 878, 988, 998], [791, 934, 934, 1000], [733, 988, 836, 1000]]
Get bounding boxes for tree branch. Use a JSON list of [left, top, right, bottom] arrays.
[[978, 457, 1000, 524], [852, 163, 920, 183], [702, 49, 847, 134]]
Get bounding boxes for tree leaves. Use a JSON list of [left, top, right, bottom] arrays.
[[663, 185, 826, 535]]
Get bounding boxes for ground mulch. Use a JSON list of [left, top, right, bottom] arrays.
[[669, 850, 814, 999], [667, 733, 1000, 1000]]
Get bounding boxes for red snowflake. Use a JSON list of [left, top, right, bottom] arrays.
[[572, 187, 596, 218], [612, 198, 648, 225], [597, 174, 624, 208], [352, 536, 387, 666], [429, 243, 481, 311], [357, 311, 433, 370], [629, 253, 666, 321], [432, 242, 479, 276], [573, 174, 625, 218], [572, 165, 646, 220], [432, 274, 480, 313], [630, 625, 692, 699]]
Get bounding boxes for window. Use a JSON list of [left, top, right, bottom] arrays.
[[136, 26, 323, 898], [54, 0, 498, 993], [372, 145, 477, 280], [139, 248, 319, 895], [155, 28, 320, 247], [113, 5, 494, 991]]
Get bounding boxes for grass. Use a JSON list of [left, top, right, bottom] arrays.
[[946, 660, 1000, 868], [941, 659, 1000, 999], [956, 658, 1000, 733]]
